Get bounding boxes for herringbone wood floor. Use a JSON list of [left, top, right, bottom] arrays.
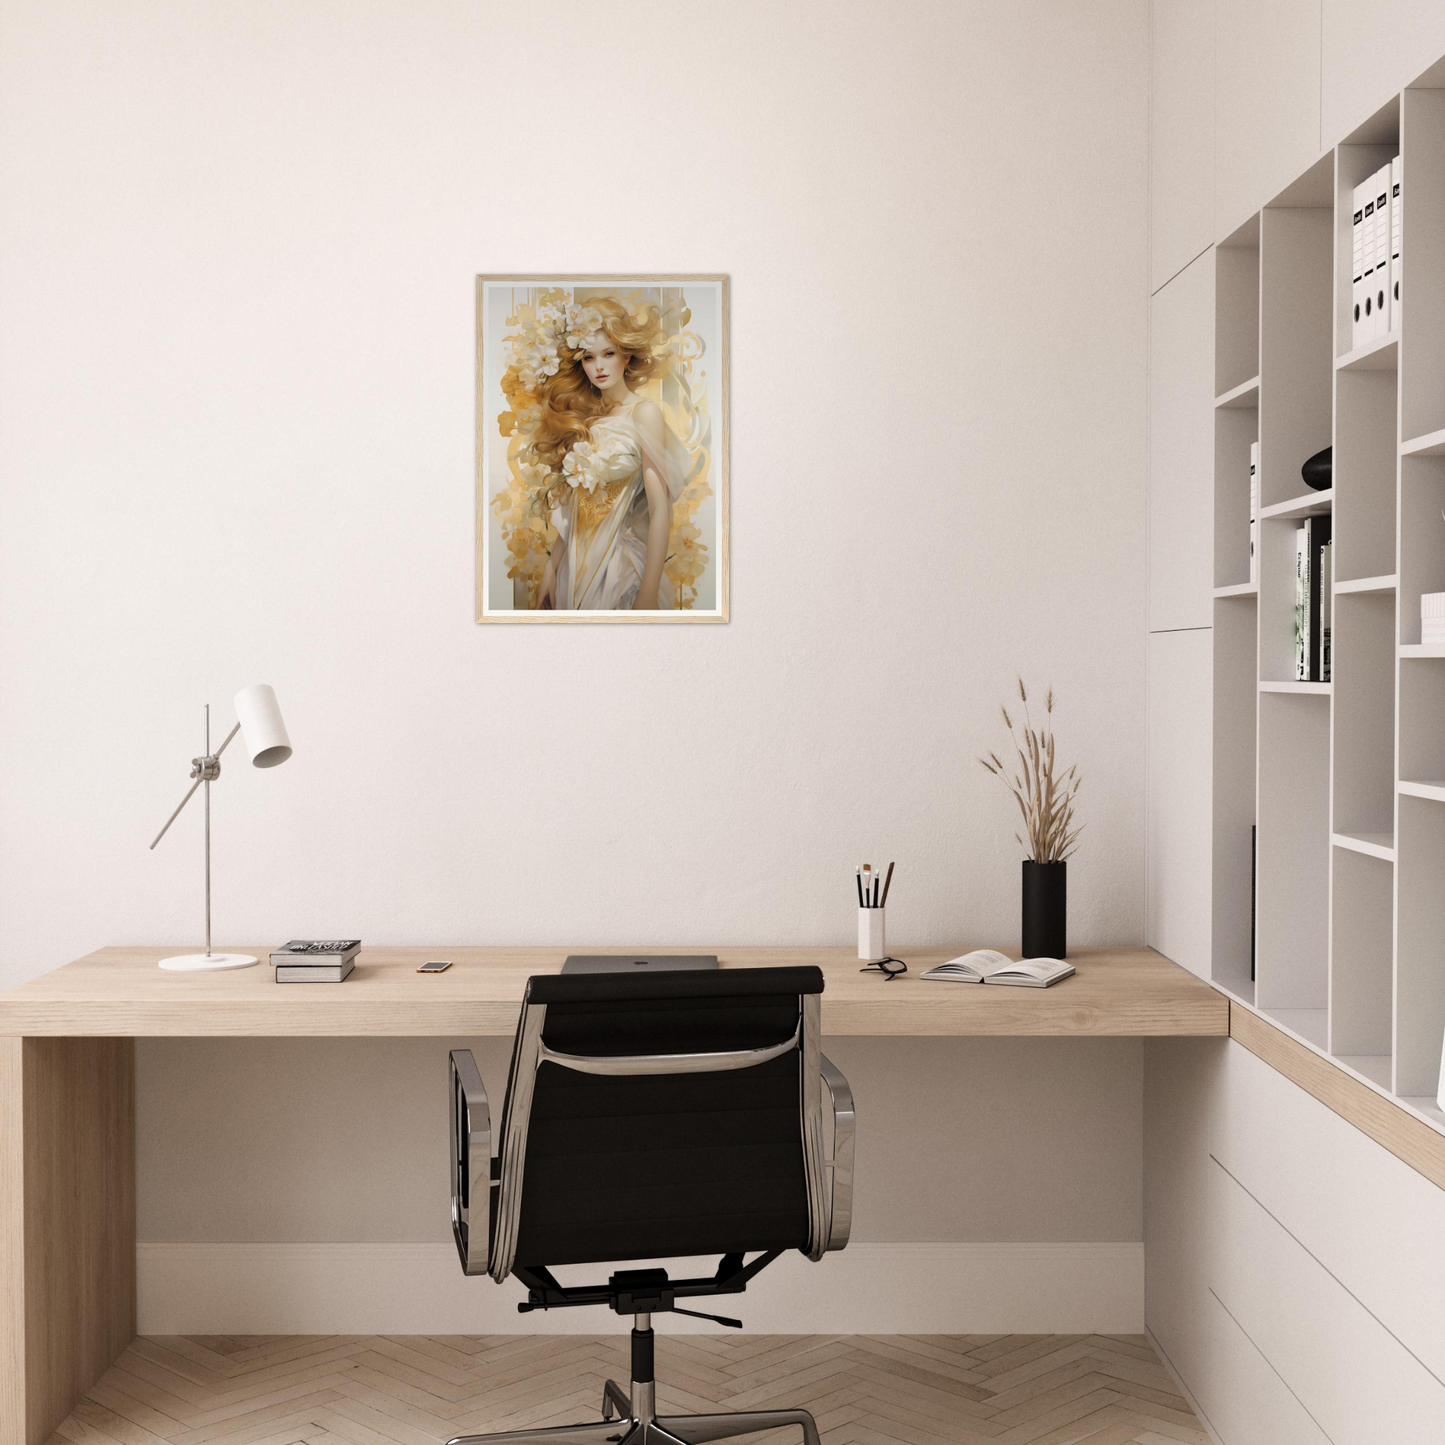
[[49, 1334, 1209, 1445]]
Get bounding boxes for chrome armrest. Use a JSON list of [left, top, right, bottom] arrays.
[[819, 1052, 854, 1251], [449, 1049, 492, 1276]]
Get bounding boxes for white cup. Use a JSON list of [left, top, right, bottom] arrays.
[[858, 907, 886, 962]]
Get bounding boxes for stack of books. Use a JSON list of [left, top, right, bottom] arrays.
[[1423, 593, 1445, 646], [270, 939, 361, 983]]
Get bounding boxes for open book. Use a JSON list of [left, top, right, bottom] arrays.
[[920, 950, 1075, 988]]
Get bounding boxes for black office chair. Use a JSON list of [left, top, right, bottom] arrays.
[[446, 965, 855, 1445]]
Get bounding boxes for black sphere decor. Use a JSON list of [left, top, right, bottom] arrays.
[[1022, 860, 1067, 959], [1301, 444, 1332, 492]]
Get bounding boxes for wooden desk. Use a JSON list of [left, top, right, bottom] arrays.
[[0, 944, 1223, 1445], [0, 943, 1225, 1038]]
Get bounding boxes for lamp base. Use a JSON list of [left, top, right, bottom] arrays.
[[158, 952, 258, 972]]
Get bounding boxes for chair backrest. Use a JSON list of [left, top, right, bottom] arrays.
[[488, 966, 828, 1281]]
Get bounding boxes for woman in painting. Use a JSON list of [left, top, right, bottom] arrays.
[[519, 297, 689, 610]]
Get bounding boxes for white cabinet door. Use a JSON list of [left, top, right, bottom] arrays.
[[1147, 629, 1213, 978], [1215, 0, 1323, 237], [1149, 251, 1215, 632], [1151, 0, 1215, 292], [1322, 0, 1445, 145]]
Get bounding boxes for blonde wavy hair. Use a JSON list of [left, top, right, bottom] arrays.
[[528, 297, 666, 508]]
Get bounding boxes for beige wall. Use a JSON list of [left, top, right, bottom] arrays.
[[136, 1035, 1144, 1244]]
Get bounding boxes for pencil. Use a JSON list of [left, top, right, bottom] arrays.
[[880, 860, 895, 908]]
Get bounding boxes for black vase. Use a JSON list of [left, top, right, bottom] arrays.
[[1022, 860, 1067, 959]]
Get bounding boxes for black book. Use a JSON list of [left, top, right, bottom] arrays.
[[270, 939, 361, 965], [1305, 515, 1332, 681], [1250, 824, 1257, 984]]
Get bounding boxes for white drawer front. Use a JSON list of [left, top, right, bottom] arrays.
[[1213, 1038, 1445, 1380], [1210, 1157, 1445, 1443]]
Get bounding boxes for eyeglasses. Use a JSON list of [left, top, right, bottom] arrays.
[[859, 956, 908, 981]]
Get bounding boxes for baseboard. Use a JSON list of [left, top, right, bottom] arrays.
[[137, 1241, 1143, 1335]]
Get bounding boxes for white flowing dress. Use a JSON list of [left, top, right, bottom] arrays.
[[551, 398, 690, 611]]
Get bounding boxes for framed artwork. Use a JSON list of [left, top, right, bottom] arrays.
[[476, 274, 728, 623]]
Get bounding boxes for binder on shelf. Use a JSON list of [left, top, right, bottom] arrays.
[[1391, 154, 1402, 332], [1358, 179, 1369, 339], [1249, 441, 1259, 585], [1373, 165, 1391, 341], [1351, 179, 1367, 349]]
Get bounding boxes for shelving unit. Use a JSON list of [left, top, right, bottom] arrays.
[[1210, 79, 1445, 1134]]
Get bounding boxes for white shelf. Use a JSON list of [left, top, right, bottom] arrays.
[[1335, 574, 1396, 594], [1213, 581, 1258, 598], [1336, 1054, 1393, 1089], [1260, 680, 1331, 695], [1400, 780, 1445, 802], [1266, 1007, 1329, 1051], [1336, 334, 1398, 372], [1332, 830, 1396, 861], [1214, 375, 1260, 409], [1260, 488, 1332, 520], [1400, 643, 1445, 658], [1401, 427, 1445, 457]]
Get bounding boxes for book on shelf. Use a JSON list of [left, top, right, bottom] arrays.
[[1250, 824, 1256, 984], [1320, 538, 1332, 682], [1249, 441, 1259, 585], [269, 939, 362, 966], [276, 958, 355, 984], [920, 950, 1074, 988], [1295, 526, 1308, 679], [1293, 518, 1332, 681], [1391, 154, 1402, 331]]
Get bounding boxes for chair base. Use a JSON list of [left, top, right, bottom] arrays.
[[446, 1380, 821, 1445]]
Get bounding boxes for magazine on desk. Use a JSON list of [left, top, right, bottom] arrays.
[[920, 950, 1074, 987]]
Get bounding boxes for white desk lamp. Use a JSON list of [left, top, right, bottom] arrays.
[[149, 684, 292, 972]]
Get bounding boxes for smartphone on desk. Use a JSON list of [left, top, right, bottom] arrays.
[[417, 959, 452, 973]]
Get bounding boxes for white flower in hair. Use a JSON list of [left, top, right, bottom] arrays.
[[565, 306, 604, 350]]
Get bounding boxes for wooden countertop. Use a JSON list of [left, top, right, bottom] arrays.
[[0, 945, 1227, 1037]]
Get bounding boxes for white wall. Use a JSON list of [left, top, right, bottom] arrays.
[[0, 0, 1152, 1322]]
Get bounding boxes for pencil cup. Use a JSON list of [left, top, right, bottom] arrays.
[[858, 907, 886, 962]]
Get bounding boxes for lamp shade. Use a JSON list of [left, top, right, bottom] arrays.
[[233, 684, 292, 768]]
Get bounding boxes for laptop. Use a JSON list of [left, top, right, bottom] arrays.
[[561, 954, 719, 974]]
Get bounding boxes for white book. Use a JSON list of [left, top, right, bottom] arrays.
[[1295, 526, 1308, 680], [1320, 539, 1332, 683], [1351, 179, 1368, 349], [1391, 154, 1402, 332], [1373, 164, 1392, 341], [1249, 441, 1259, 585], [920, 950, 1075, 988]]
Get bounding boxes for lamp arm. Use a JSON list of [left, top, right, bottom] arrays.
[[213, 721, 242, 759], [149, 777, 203, 850], [148, 722, 241, 850]]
